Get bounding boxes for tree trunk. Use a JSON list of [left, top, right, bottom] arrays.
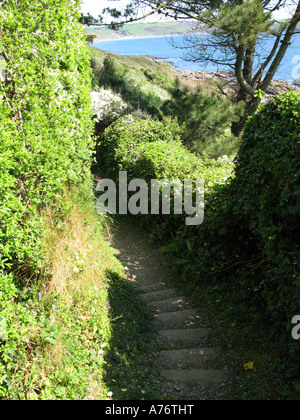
[[231, 95, 259, 137]]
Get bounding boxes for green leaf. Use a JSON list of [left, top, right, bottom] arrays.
[[0, 316, 6, 340]]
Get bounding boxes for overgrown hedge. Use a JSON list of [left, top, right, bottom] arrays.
[[99, 113, 233, 239], [163, 91, 300, 397], [0, 0, 94, 397], [99, 115, 181, 177], [234, 91, 300, 321], [99, 114, 233, 182]]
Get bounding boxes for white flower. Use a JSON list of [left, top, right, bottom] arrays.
[[90, 89, 128, 125]]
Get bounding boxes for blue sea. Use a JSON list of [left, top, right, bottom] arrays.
[[94, 33, 300, 84]]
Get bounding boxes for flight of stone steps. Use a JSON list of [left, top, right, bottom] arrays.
[[136, 281, 229, 400], [112, 226, 230, 400]]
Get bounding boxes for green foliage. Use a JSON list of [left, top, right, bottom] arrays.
[[99, 113, 233, 183], [118, 140, 202, 182], [162, 81, 244, 157], [162, 91, 300, 397], [90, 49, 175, 116], [233, 91, 300, 320], [0, 0, 94, 398], [0, 0, 93, 273], [208, 0, 273, 43], [98, 114, 182, 177], [90, 46, 245, 159], [99, 113, 234, 240], [235, 91, 300, 239], [0, 189, 122, 400]]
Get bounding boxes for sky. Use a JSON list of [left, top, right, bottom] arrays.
[[80, 0, 160, 22], [80, 0, 297, 22]]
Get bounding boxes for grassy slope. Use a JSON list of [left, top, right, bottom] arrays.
[[2, 188, 159, 400], [89, 46, 225, 119], [89, 45, 178, 86], [89, 46, 178, 113]]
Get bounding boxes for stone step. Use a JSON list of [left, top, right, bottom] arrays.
[[140, 289, 178, 304], [158, 347, 221, 369], [153, 309, 201, 330], [136, 282, 168, 293], [147, 296, 190, 313], [158, 328, 212, 349], [160, 369, 227, 387]]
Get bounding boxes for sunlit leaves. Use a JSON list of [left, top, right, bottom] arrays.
[[0, 0, 94, 398]]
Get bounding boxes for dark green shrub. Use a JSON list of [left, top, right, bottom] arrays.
[[161, 81, 244, 157], [234, 92, 300, 388], [96, 57, 127, 92], [98, 114, 182, 177], [165, 91, 300, 306], [235, 91, 300, 243], [233, 91, 300, 318], [162, 91, 300, 397]]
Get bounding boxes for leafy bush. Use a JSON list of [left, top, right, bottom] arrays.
[[0, 0, 93, 270], [98, 114, 234, 240], [232, 92, 300, 321], [115, 140, 233, 186], [162, 91, 300, 397], [116, 140, 202, 182], [98, 114, 182, 177], [0, 0, 94, 398]]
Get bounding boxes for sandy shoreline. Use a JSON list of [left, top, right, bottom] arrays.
[[92, 32, 207, 43]]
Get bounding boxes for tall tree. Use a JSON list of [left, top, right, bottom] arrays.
[[82, 0, 300, 136]]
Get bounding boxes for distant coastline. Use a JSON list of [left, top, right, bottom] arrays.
[[91, 31, 300, 86], [86, 20, 207, 43], [92, 32, 206, 43], [93, 34, 173, 42]]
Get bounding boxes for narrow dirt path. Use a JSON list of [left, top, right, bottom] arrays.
[[112, 222, 233, 400]]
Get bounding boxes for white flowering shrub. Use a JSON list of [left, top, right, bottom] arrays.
[[91, 88, 128, 126]]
